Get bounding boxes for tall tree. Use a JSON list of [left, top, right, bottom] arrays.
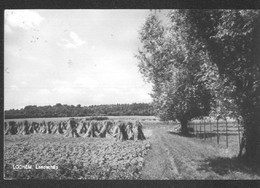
[[173, 11, 240, 120], [179, 9, 260, 163], [136, 12, 212, 134]]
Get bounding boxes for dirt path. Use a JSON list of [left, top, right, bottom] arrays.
[[141, 124, 260, 180]]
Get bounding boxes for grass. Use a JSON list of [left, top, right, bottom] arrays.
[[200, 157, 260, 179], [148, 121, 260, 179]]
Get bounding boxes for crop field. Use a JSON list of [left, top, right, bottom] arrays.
[[5, 135, 151, 179], [4, 116, 259, 180], [4, 116, 152, 179]]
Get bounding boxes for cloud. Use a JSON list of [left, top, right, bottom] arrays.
[[4, 10, 154, 110], [9, 85, 19, 91], [53, 87, 80, 94], [51, 80, 83, 95], [5, 10, 44, 31], [65, 43, 77, 49], [52, 80, 70, 86], [37, 89, 51, 95], [73, 75, 99, 90], [96, 93, 105, 100], [21, 81, 27, 85], [57, 31, 86, 49], [70, 32, 86, 46]]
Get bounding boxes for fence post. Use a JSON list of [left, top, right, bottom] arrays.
[[226, 119, 228, 148], [237, 119, 241, 145], [204, 119, 206, 140], [194, 121, 197, 137], [193, 122, 195, 136], [217, 119, 219, 144], [196, 121, 198, 137], [210, 119, 212, 142], [200, 121, 202, 139], [188, 121, 191, 134]]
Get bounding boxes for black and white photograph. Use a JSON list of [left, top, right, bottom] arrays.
[[3, 9, 260, 180]]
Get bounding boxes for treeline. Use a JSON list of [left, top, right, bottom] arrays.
[[4, 103, 154, 119]]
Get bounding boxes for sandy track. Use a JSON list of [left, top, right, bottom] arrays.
[[141, 125, 260, 180]]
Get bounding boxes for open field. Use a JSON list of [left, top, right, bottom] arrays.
[[4, 116, 260, 179]]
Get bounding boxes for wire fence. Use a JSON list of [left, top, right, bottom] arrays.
[[187, 119, 243, 148]]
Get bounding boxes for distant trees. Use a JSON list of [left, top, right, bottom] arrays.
[[4, 103, 154, 119], [137, 10, 260, 164]]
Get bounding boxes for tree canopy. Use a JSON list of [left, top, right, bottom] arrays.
[[137, 10, 260, 163], [184, 9, 260, 163], [136, 12, 213, 134]]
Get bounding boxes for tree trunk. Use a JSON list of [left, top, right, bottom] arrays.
[[238, 103, 260, 165], [180, 119, 189, 135]]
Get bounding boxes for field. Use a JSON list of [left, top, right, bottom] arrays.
[[4, 116, 260, 180], [5, 135, 151, 179], [4, 116, 152, 179]]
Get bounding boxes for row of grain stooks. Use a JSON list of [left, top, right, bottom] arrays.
[[4, 118, 146, 141]]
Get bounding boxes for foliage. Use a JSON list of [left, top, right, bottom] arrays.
[[137, 9, 260, 162], [136, 12, 213, 133], [84, 116, 109, 121], [174, 10, 260, 163], [5, 103, 154, 119]]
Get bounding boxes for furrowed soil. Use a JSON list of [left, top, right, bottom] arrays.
[[5, 135, 151, 180], [141, 122, 260, 180]]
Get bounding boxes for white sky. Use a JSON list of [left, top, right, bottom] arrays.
[[4, 10, 155, 110]]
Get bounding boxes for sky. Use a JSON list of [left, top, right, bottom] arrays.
[[4, 10, 156, 110]]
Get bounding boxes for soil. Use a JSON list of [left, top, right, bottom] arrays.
[[4, 134, 151, 179]]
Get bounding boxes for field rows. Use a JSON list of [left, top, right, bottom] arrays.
[[5, 134, 151, 179]]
